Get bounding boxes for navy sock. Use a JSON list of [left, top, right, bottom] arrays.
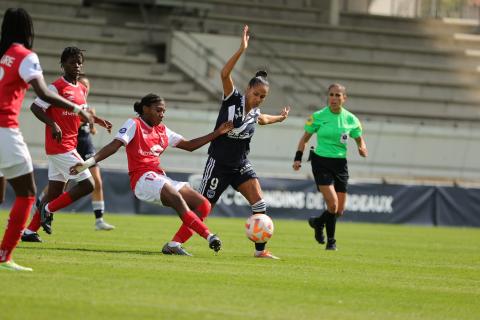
[[255, 242, 266, 251], [94, 209, 103, 219]]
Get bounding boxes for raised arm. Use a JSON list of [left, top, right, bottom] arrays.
[[220, 25, 249, 96], [69, 139, 124, 175], [176, 121, 233, 152], [30, 103, 63, 143], [258, 106, 290, 125], [29, 77, 93, 125], [292, 132, 313, 171]]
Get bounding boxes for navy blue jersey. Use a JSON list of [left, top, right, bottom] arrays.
[[78, 122, 90, 138], [208, 88, 260, 166]]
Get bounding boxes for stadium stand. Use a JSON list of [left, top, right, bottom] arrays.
[[2, 0, 480, 182]]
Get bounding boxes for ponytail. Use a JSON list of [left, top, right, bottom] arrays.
[[248, 70, 269, 88]]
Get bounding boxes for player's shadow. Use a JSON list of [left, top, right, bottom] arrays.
[[19, 246, 160, 255]]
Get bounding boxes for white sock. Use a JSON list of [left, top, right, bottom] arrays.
[[96, 218, 104, 223], [24, 229, 34, 235], [168, 241, 181, 247], [92, 201, 105, 211]]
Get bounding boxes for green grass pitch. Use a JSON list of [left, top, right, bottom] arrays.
[[0, 211, 479, 320]]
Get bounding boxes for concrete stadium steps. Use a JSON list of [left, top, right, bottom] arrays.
[[0, 0, 83, 17], [42, 69, 194, 95], [35, 31, 129, 55], [36, 48, 158, 75], [266, 69, 480, 103], [197, 0, 323, 23], [247, 51, 480, 83], [251, 34, 480, 68], [339, 13, 477, 34]]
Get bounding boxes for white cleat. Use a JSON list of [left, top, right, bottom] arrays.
[[0, 260, 33, 271], [95, 220, 115, 231]]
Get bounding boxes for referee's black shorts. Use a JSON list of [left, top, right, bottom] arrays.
[[311, 152, 349, 193]]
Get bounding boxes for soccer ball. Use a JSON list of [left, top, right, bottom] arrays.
[[245, 214, 274, 243]]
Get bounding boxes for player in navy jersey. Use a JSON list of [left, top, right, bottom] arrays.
[[170, 25, 290, 259]]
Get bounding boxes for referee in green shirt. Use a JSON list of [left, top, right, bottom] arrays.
[[293, 84, 368, 250]]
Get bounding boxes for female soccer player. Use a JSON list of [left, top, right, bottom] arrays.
[[23, 47, 111, 237], [0, 9, 92, 271], [292, 83, 368, 250], [177, 25, 289, 259], [70, 93, 233, 255], [76, 75, 115, 231]]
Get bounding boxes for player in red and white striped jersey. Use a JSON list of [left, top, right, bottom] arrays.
[[70, 94, 233, 255], [24, 47, 111, 237], [0, 9, 92, 272]]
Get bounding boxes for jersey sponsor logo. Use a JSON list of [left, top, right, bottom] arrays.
[[62, 110, 77, 116], [0, 66, 4, 81], [139, 144, 164, 157], [0, 55, 15, 67], [119, 128, 127, 134]]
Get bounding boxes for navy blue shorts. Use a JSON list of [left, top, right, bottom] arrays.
[[76, 135, 96, 163], [311, 153, 349, 193], [199, 156, 257, 204]]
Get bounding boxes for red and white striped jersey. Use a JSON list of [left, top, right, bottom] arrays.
[[115, 117, 183, 190], [34, 77, 87, 155], [0, 43, 43, 128]]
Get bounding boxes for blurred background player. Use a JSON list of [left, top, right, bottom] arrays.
[[292, 83, 368, 250], [0, 9, 92, 271], [76, 74, 114, 231], [188, 25, 290, 259], [21, 46, 111, 241], [70, 93, 233, 255]]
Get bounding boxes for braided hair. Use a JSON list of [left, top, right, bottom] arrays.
[[0, 8, 34, 58]]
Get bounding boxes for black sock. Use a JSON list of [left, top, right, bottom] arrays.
[[255, 242, 266, 251], [317, 210, 329, 225], [94, 209, 104, 219], [325, 212, 337, 241]]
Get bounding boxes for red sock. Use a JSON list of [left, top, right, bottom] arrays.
[[179, 210, 210, 240], [0, 196, 35, 262], [172, 199, 212, 243], [26, 209, 41, 232], [47, 192, 73, 212]]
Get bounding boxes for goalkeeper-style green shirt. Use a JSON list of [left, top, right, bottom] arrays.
[[304, 106, 362, 159]]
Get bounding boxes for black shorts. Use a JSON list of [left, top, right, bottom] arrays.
[[76, 135, 96, 163], [199, 156, 257, 203], [311, 153, 349, 192]]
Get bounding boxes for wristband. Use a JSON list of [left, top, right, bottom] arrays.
[[72, 104, 81, 114], [294, 151, 303, 162], [76, 157, 96, 173]]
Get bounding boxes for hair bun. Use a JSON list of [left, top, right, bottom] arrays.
[[255, 70, 268, 78]]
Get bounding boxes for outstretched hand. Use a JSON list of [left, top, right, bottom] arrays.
[[280, 106, 291, 120], [241, 25, 249, 51], [94, 116, 112, 133], [217, 121, 234, 135], [70, 162, 86, 175]]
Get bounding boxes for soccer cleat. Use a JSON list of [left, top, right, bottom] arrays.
[[326, 239, 337, 251], [21, 232, 43, 243], [95, 220, 115, 231], [161, 243, 193, 256], [208, 234, 222, 253], [308, 216, 325, 244], [0, 260, 33, 271], [254, 250, 280, 259], [39, 203, 53, 235]]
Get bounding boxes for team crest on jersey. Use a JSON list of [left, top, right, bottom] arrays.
[[234, 109, 243, 119]]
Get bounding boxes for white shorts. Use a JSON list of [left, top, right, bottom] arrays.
[[134, 171, 187, 205], [48, 150, 92, 183], [0, 127, 33, 179]]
